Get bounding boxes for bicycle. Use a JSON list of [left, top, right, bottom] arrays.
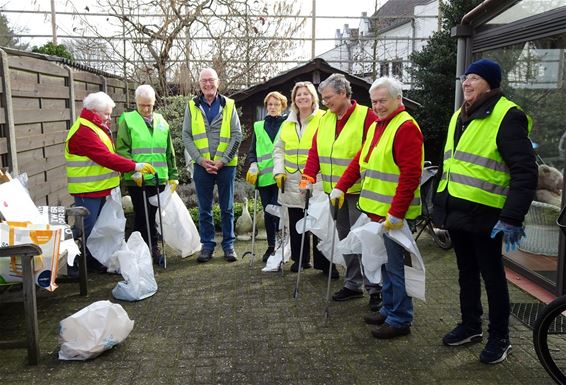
[[532, 205, 566, 384], [409, 163, 453, 250]]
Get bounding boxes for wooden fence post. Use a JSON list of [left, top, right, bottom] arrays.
[[0, 49, 18, 174]]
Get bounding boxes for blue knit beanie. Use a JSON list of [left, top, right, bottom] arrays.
[[464, 59, 501, 89]]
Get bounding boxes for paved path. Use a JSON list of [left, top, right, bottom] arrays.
[[0, 234, 556, 385]]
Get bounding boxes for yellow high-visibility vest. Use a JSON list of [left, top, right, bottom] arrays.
[[280, 110, 324, 174]]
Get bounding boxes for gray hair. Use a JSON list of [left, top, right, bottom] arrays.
[[83, 91, 115, 112], [199, 67, 219, 81], [369, 76, 404, 99], [135, 84, 156, 101], [318, 73, 351, 98]]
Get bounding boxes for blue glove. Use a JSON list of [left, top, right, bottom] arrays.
[[490, 220, 526, 253]]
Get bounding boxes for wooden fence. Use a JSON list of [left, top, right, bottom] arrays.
[[0, 48, 135, 207]]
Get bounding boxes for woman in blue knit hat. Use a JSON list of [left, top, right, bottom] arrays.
[[433, 59, 538, 364]]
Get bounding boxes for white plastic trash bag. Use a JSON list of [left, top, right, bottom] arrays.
[[295, 191, 346, 267], [58, 300, 134, 360], [262, 204, 291, 272], [87, 188, 125, 273], [112, 231, 158, 301], [149, 185, 200, 258]]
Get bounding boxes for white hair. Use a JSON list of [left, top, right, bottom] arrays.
[[83, 91, 115, 111], [135, 84, 156, 101], [369, 76, 404, 99], [199, 67, 219, 80]]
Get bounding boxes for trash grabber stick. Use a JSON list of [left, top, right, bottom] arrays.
[[324, 200, 340, 324], [243, 188, 258, 268], [141, 176, 153, 258], [279, 223, 286, 277], [293, 189, 311, 300], [154, 172, 166, 269]]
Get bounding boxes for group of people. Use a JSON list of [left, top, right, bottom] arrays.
[[64, 58, 538, 365]]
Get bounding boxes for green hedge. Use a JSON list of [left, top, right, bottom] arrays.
[[189, 199, 262, 230]]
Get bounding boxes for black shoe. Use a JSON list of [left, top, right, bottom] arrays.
[[442, 324, 483, 346], [224, 249, 237, 263], [87, 258, 107, 274], [67, 265, 80, 279], [322, 265, 339, 280], [371, 323, 410, 339], [479, 338, 511, 364], [290, 262, 312, 272], [197, 249, 213, 263], [262, 246, 275, 263], [364, 312, 386, 326], [369, 292, 383, 312], [332, 287, 363, 301]]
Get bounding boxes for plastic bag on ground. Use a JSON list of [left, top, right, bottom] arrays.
[[263, 204, 291, 272], [295, 190, 346, 267], [87, 188, 125, 273], [148, 185, 200, 258], [112, 231, 158, 301], [338, 219, 426, 301], [58, 300, 134, 360]]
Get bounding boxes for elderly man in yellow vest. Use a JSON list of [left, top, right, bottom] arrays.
[[333, 77, 424, 339], [300, 73, 382, 311], [433, 59, 537, 364], [183, 68, 242, 263], [65, 91, 155, 274], [117, 84, 178, 266]]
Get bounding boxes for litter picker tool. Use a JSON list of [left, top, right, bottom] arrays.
[[293, 188, 311, 299], [154, 172, 166, 268], [242, 188, 259, 268], [141, 175, 153, 261], [324, 200, 340, 324]]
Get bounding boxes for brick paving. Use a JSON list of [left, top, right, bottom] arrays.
[[0, 234, 556, 385]]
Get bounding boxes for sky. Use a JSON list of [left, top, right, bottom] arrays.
[[3, 0, 384, 56]]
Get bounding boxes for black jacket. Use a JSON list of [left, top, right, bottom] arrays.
[[432, 93, 538, 234]]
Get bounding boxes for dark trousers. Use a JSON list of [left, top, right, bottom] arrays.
[[128, 184, 165, 250], [257, 184, 279, 248], [449, 229, 509, 340], [288, 207, 331, 271]]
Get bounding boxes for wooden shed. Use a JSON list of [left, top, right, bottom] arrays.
[[229, 58, 420, 161]]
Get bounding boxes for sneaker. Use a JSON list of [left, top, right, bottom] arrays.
[[479, 338, 511, 364], [364, 312, 386, 326], [197, 249, 213, 263], [224, 249, 237, 263], [332, 287, 364, 301], [371, 323, 411, 339], [442, 324, 483, 346], [369, 292, 383, 312], [262, 246, 275, 263], [290, 262, 312, 273]]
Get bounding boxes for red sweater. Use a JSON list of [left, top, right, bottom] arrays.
[[335, 105, 423, 221], [67, 108, 136, 198], [303, 101, 377, 179]]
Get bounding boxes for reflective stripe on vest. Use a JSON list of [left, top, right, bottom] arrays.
[[358, 111, 423, 219], [121, 111, 169, 184], [65, 118, 121, 194], [254, 120, 280, 187], [437, 96, 532, 208], [280, 110, 324, 174], [317, 105, 367, 193], [189, 98, 238, 166]]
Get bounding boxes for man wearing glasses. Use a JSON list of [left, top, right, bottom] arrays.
[[183, 68, 242, 263]]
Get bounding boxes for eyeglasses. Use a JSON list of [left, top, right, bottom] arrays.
[[200, 78, 218, 84], [459, 74, 482, 83], [321, 93, 338, 105]]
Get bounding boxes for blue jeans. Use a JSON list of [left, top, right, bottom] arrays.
[[380, 234, 413, 328], [73, 195, 106, 268], [193, 164, 236, 252]]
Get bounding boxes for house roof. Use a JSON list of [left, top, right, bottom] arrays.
[[230, 58, 421, 110], [370, 0, 434, 33]]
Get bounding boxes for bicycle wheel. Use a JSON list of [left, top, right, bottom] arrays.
[[533, 296, 566, 384], [426, 221, 453, 250]]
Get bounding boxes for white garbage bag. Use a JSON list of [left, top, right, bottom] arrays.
[[58, 300, 134, 360], [112, 231, 158, 301], [295, 190, 346, 266], [87, 188, 125, 273], [262, 204, 291, 272], [149, 185, 200, 258]]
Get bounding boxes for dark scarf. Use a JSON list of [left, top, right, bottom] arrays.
[[460, 88, 502, 121]]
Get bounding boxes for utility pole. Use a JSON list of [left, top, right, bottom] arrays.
[[50, 0, 57, 45], [311, 0, 316, 59]]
